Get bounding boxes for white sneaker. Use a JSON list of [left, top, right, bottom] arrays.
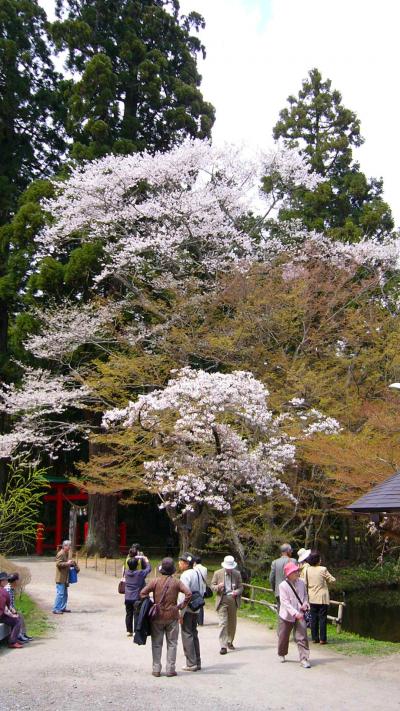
[[301, 660, 311, 668], [279, 656, 286, 663]]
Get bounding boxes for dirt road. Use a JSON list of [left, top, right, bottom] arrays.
[[1, 558, 399, 711]]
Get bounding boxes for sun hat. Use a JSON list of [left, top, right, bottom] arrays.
[[221, 555, 237, 570], [0, 571, 8, 581], [298, 548, 311, 563], [159, 557, 176, 575], [284, 561, 300, 577]]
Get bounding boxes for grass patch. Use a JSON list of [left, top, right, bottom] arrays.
[[331, 561, 400, 594], [15, 592, 52, 638]]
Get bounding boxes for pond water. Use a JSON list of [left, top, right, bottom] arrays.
[[341, 587, 400, 642]]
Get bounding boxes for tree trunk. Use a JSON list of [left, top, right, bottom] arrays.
[[190, 506, 211, 551], [86, 493, 118, 556], [226, 512, 246, 570], [304, 515, 314, 548]]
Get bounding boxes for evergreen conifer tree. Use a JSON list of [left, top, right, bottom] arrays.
[[269, 68, 394, 242], [52, 0, 215, 158]]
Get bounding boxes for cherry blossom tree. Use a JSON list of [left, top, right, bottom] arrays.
[[25, 300, 121, 361], [37, 139, 322, 286], [103, 367, 339, 556], [0, 367, 90, 460]]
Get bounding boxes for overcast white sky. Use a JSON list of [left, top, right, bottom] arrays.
[[41, 0, 400, 225]]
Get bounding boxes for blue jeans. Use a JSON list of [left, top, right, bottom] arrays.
[[53, 583, 68, 612]]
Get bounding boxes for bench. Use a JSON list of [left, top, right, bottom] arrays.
[[0, 622, 10, 641]]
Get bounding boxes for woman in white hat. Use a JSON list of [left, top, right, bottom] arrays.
[[211, 556, 243, 655], [297, 548, 311, 580]]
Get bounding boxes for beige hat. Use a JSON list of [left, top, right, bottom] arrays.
[[221, 555, 237, 570]]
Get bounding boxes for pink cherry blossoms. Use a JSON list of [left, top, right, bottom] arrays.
[[37, 139, 324, 284], [0, 367, 91, 460], [25, 300, 121, 361], [103, 367, 339, 516]]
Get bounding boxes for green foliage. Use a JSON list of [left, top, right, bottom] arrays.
[[270, 68, 394, 241], [331, 561, 400, 594], [52, 0, 215, 158], [0, 459, 49, 555], [0, 0, 65, 220], [13, 591, 51, 638]]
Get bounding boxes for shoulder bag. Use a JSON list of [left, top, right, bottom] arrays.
[[188, 570, 206, 611], [118, 567, 126, 595], [286, 579, 311, 628], [197, 568, 213, 599], [148, 577, 171, 620]]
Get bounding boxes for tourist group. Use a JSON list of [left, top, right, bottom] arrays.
[[0, 540, 336, 676]]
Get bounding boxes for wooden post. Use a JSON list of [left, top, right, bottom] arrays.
[[114, 559, 117, 577], [95, 554, 98, 571], [105, 557, 107, 574], [337, 602, 344, 633], [250, 585, 256, 609], [85, 554, 88, 569]]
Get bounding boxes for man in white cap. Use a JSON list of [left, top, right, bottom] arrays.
[[211, 555, 243, 655]]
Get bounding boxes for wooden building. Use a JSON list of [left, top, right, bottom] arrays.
[[347, 471, 400, 517]]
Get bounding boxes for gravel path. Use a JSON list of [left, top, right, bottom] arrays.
[[1, 558, 400, 711]]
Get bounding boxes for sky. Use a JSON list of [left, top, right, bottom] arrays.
[[41, 0, 400, 225]]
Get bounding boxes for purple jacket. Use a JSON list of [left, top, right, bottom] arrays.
[[124, 564, 152, 602]]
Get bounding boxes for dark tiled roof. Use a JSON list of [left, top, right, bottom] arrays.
[[347, 471, 400, 513]]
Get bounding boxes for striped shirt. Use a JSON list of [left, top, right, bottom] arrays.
[[5, 583, 15, 609]]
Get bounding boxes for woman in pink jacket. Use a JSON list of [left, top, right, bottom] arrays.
[[277, 561, 311, 668]]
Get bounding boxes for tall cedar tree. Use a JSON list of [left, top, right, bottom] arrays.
[[52, 0, 215, 158], [270, 68, 393, 242], [0, 0, 64, 474]]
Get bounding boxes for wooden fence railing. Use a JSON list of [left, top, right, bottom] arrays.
[[76, 554, 345, 631], [242, 583, 345, 632]]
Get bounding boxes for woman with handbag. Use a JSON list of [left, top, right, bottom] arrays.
[[278, 561, 311, 668], [122, 556, 151, 637], [140, 558, 192, 677], [305, 551, 336, 645]]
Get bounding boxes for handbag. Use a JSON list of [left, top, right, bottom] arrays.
[[118, 567, 125, 594], [285, 580, 311, 628], [148, 577, 171, 620], [68, 566, 78, 584]]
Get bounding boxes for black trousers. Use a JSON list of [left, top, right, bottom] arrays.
[[310, 603, 328, 642], [125, 601, 138, 633]]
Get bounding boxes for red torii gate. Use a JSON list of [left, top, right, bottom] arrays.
[[35, 478, 127, 553]]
